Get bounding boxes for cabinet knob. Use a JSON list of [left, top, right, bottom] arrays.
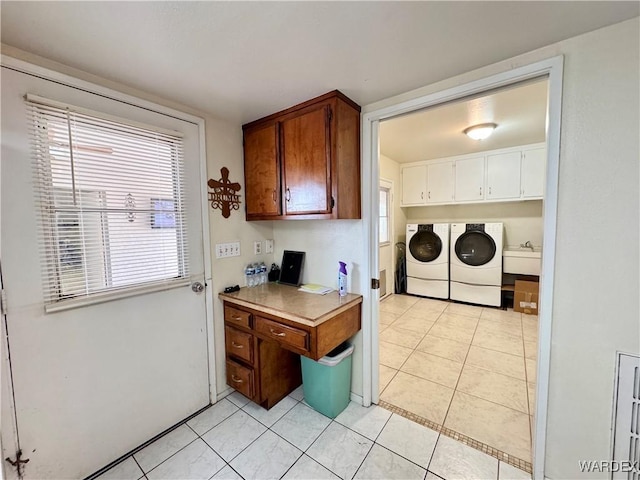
[[421, 192, 424, 200], [272, 189, 277, 202], [479, 186, 482, 196], [428, 191, 431, 200], [489, 186, 492, 195]]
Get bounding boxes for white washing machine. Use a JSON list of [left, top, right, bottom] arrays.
[[450, 223, 503, 306], [406, 223, 449, 299]]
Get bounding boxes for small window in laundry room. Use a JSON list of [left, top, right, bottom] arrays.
[[27, 95, 189, 309], [379, 186, 390, 245]]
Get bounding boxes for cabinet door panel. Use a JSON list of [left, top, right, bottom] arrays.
[[282, 106, 331, 215], [244, 124, 280, 217], [522, 147, 546, 198], [487, 151, 521, 200], [427, 161, 454, 203], [455, 157, 484, 201], [402, 165, 427, 205]]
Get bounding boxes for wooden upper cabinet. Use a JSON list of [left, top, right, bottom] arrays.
[[281, 105, 331, 215], [244, 123, 281, 217], [242, 91, 361, 220]]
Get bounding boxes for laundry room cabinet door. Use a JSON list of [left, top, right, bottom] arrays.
[[521, 147, 546, 198], [486, 151, 522, 200], [427, 161, 454, 203], [454, 156, 485, 201], [402, 165, 427, 205]]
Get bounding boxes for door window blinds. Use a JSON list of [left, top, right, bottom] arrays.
[[27, 95, 189, 309]]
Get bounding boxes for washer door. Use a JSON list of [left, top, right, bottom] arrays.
[[409, 230, 442, 263], [455, 231, 496, 266]]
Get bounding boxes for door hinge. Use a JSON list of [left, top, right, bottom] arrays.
[[0, 289, 6, 316], [371, 278, 380, 290], [5, 450, 29, 477]]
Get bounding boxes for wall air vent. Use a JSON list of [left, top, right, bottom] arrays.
[[612, 353, 640, 480]]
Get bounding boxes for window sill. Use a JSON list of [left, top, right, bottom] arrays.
[[44, 278, 191, 314]]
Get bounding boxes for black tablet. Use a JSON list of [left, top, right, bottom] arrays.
[[278, 250, 305, 286]]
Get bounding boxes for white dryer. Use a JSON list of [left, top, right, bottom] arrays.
[[406, 223, 449, 299], [450, 223, 503, 306]]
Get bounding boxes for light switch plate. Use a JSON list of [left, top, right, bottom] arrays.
[[265, 239, 274, 254], [215, 241, 241, 258]]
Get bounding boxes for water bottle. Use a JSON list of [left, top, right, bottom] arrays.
[[259, 262, 267, 284], [245, 264, 256, 287]]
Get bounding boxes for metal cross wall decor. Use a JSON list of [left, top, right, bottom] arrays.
[[208, 167, 241, 218]]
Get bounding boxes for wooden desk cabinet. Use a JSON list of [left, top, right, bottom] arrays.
[[220, 285, 362, 409], [243, 90, 361, 221]]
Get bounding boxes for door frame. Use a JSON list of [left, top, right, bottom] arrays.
[[361, 55, 564, 479], [0, 54, 217, 407]]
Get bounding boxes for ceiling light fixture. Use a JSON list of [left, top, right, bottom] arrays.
[[464, 123, 497, 140]]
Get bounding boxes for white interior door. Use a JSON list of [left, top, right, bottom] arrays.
[[1, 67, 210, 479]]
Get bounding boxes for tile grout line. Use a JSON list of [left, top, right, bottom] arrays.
[[438, 307, 481, 427], [378, 399, 532, 474]]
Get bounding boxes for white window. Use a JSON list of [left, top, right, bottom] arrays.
[[379, 186, 390, 245], [28, 95, 188, 309]]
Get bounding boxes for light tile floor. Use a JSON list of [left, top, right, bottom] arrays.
[[95, 389, 531, 480], [379, 294, 538, 464]]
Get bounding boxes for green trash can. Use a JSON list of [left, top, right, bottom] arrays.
[[301, 342, 354, 418]]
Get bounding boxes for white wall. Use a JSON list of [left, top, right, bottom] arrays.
[[406, 201, 543, 249], [272, 220, 365, 395], [364, 17, 640, 479], [379, 154, 407, 296]]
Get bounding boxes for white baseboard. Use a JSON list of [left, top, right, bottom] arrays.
[[216, 387, 234, 402], [350, 392, 364, 405]]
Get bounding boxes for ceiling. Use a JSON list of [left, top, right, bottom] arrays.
[[380, 78, 549, 163], [1, 2, 638, 125]]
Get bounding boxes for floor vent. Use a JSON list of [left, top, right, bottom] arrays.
[[380, 270, 387, 297], [613, 353, 640, 480]]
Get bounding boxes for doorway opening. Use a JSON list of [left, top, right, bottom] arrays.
[[363, 56, 563, 479]]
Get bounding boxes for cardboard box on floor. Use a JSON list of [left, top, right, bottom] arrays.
[[514, 280, 539, 315]]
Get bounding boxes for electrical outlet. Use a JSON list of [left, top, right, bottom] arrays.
[[254, 241, 262, 255], [215, 242, 241, 258], [265, 239, 274, 254]]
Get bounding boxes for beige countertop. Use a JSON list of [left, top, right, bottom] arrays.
[[218, 283, 362, 327]]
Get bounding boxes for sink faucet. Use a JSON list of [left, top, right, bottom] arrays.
[[520, 241, 534, 251]]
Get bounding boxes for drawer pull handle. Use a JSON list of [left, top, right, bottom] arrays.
[[231, 375, 243, 384], [231, 315, 242, 321], [231, 342, 244, 349], [269, 328, 286, 337]]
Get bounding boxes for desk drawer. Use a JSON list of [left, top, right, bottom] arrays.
[[225, 326, 254, 364], [224, 305, 251, 328], [256, 316, 309, 353], [226, 359, 255, 399]]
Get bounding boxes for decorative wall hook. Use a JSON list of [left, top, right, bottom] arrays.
[[208, 167, 241, 218]]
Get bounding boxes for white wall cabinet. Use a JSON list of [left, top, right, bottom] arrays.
[[400, 143, 545, 207], [402, 164, 427, 205], [486, 151, 522, 200], [454, 156, 485, 202], [521, 147, 546, 198], [427, 161, 454, 203]]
